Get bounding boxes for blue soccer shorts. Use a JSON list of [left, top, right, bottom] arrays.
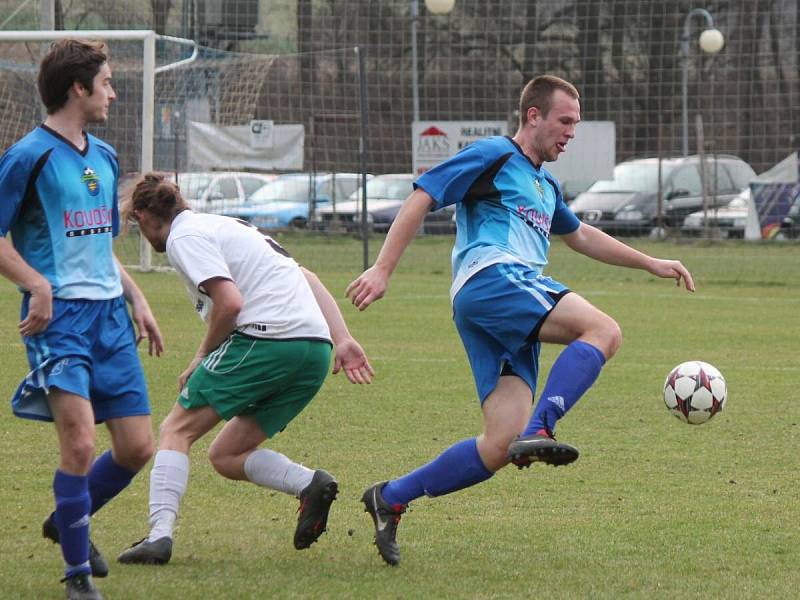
[[12, 295, 150, 423], [452, 262, 570, 403]]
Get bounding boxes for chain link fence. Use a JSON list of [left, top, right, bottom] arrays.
[[0, 0, 797, 246]]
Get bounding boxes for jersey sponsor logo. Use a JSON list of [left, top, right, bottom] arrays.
[[81, 166, 101, 197], [516, 204, 552, 238], [63, 205, 113, 238]]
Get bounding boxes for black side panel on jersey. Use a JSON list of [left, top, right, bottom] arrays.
[[18, 148, 53, 223], [463, 152, 513, 204]]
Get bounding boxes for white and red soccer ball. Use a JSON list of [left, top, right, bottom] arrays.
[[663, 361, 727, 425]]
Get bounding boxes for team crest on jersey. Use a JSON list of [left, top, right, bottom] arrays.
[[533, 178, 545, 199], [81, 166, 100, 196]]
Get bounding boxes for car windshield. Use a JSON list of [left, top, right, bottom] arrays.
[[177, 174, 213, 200], [350, 177, 413, 201], [588, 163, 673, 193], [250, 178, 313, 203]]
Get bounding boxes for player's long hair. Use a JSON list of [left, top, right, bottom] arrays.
[[120, 172, 189, 232], [38, 39, 108, 114]]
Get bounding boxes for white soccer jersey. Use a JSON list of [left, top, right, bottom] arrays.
[[166, 211, 331, 342]]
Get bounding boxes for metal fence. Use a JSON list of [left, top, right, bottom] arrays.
[[0, 0, 798, 243]]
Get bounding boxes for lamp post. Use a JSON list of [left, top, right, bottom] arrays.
[[680, 8, 724, 157], [411, 0, 456, 123]]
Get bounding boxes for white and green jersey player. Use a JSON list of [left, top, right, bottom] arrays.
[[118, 174, 375, 565]]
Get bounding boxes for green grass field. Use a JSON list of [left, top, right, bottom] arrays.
[[1, 235, 799, 599]]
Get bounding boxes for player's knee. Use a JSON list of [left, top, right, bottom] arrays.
[[63, 437, 96, 472], [591, 315, 622, 360], [478, 435, 514, 471], [603, 318, 623, 358], [118, 437, 154, 472]]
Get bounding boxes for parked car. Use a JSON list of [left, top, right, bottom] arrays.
[[175, 171, 279, 215], [313, 174, 412, 232], [569, 155, 756, 236], [681, 190, 750, 238], [229, 172, 365, 229], [682, 187, 800, 239], [312, 173, 454, 233]]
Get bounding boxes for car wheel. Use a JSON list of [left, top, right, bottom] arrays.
[[290, 217, 307, 229]]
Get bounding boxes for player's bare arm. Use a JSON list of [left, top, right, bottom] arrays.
[[116, 257, 165, 355], [177, 276, 241, 390], [0, 237, 53, 335], [346, 188, 435, 310], [301, 267, 374, 384], [561, 223, 695, 292]]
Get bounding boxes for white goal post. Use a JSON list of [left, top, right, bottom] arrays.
[[0, 29, 197, 271]]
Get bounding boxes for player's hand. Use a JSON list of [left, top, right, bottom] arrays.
[[178, 355, 205, 391], [345, 265, 390, 311], [131, 303, 165, 357], [332, 337, 375, 384], [648, 258, 695, 292], [19, 280, 53, 337]]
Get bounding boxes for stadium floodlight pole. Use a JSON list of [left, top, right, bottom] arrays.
[[411, 1, 420, 123], [680, 8, 724, 157], [411, 0, 456, 124]]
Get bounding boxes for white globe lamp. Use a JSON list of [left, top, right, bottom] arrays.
[[698, 28, 724, 54], [425, 0, 455, 15]]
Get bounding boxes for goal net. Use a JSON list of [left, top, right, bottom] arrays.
[[0, 31, 369, 270]]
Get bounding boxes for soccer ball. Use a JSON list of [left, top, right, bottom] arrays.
[[663, 361, 727, 425]]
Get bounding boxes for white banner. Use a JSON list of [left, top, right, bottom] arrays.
[[412, 121, 507, 175], [544, 121, 616, 192], [411, 120, 615, 199], [187, 121, 304, 171], [249, 119, 275, 149]]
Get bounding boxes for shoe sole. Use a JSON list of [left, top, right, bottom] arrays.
[[118, 553, 170, 565], [508, 441, 580, 468], [294, 480, 339, 550]]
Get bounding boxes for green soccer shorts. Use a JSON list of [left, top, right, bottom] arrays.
[[179, 333, 332, 437]]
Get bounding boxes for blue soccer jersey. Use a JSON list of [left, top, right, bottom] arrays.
[[0, 125, 122, 299], [415, 136, 581, 299]]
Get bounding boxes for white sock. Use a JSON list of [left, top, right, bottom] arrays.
[[243, 448, 314, 497], [148, 449, 190, 542]]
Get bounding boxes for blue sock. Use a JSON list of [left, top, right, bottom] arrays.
[[382, 438, 493, 506], [88, 450, 137, 515], [524, 340, 606, 436], [53, 470, 91, 578]]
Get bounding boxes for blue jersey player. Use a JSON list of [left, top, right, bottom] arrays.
[[0, 40, 163, 599], [346, 75, 695, 566]]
